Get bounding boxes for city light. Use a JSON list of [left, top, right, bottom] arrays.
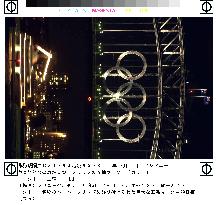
[[88, 96, 92, 102], [37, 132, 67, 138]]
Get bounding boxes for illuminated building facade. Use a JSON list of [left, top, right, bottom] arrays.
[[12, 32, 52, 109], [49, 73, 69, 88], [13, 32, 33, 108], [6, 19, 35, 158], [45, 73, 69, 128]]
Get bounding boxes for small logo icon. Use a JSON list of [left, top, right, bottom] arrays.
[[4, 0, 18, 14], [4, 162, 18, 176], [200, 162, 213, 176], [200, 0, 213, 14]]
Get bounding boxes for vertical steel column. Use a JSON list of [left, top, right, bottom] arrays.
[[150, 18, 162, 159]]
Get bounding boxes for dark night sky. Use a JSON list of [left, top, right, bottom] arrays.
[[45, 17, 212, 159], [181, 18, 213, 159]]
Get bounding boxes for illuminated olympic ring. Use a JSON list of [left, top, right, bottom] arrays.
[[103, 98, 132, 128], [117, 82, 146, 112], [102, 66, 133, 96], [116, 114, 146, 143], [102, 51, 147, 143], [116, 51, 147, 81]]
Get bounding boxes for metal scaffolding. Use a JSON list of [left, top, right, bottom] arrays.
[[93, 18, 185, 159]]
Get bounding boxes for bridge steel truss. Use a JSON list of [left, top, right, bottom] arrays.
[[92, 17, 185, 159]]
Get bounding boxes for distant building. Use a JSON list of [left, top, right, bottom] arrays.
[[48, 73, 69, 90], [26, 73, 70, 158], [45, 73, 70, 130]]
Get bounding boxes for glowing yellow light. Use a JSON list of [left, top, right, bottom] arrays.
[[113, 93, 121, 99], [15, 44, 21, 51], [36, 45, 52, 81], [15, 67, 21, 74], [38, 132, 67, 138], [19, 34, 22, 108], [20, 83, 22, 108], [35, 71, 39, 80], [24, 33, 26, 106]]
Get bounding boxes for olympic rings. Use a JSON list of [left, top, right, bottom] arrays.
[[116, 51, 147, 81], [103, 98, 132, 128], [117, 82, 147, 112], [102, 66, 133, 96], [102, 51, 148, 143], [116, 114, 146, 143]]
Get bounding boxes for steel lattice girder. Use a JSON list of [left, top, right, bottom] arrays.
[[153, 18, 185, 159]]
